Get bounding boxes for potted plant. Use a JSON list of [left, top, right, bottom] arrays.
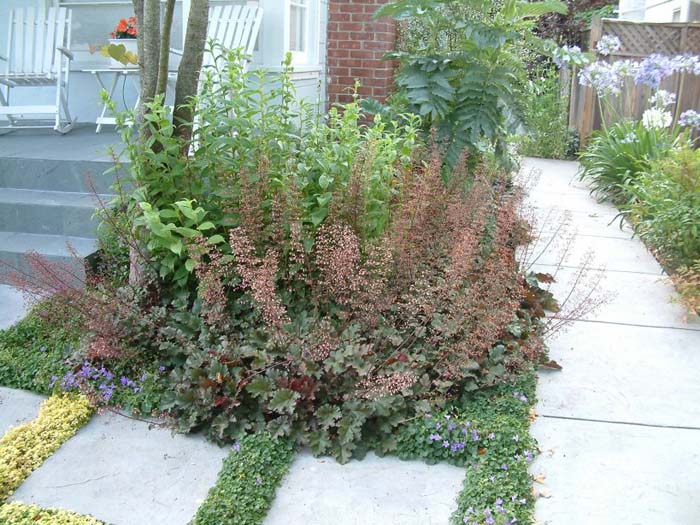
[[107, 17, 138, 68]]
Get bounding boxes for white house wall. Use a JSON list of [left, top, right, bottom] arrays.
[[0, 0, 327, 124]]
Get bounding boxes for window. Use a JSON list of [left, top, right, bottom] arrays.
[[288, 0, 309, 62], [672, 8, 681, 21]]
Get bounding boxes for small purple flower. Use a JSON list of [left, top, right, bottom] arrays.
[[49, 375, 57, 387], [451, 442, 465, 453], [466, 506, 475, 515], [464, 421, 471, 428], [448, 422, 457, 431], [519, 394, 528, 403], [488, 432, 495, 440], [501, 463, 508, 470], [483, 508, 492, 516], [442, 440, 450, 448], [471, 429, 479, 442], [39, 346, 47, 353], [140, 373, 148, 382], [158, 365, 166, 372], [428, 434, 442, 442], [120, 376, 129, 386], [489, 476, 496, 483], [255, 477, 262, 485], [444, 414, 451, 420], [435, 422, 441, 430], [525, 451, 534, 462], [485, 517, 495, 525], [233, 442, 241, 452], [495, 498, 503, 506]]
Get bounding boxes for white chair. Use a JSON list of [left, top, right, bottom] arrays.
[[171, 5, 263, 76], [0, 7, 75, 134]]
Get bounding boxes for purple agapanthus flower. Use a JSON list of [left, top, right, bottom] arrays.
[[680, 109, 700, 128], [596, 35, 621, 56], [579, 61, 623, 96], [635, 54, 675, 88]]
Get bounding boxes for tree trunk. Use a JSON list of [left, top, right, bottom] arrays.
[[140, 0, 161, 107], [173, 0, 209, 144], [156, 0, 176, 97]]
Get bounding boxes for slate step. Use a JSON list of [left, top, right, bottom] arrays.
[[0, 231, 98, 286], [0, 157, 118, 194], [0, 188, 114, 238]]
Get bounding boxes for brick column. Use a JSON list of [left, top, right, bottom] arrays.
[[326, 0, 398, 107]]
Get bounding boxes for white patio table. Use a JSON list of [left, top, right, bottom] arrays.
[[84, 68, 140, 133]]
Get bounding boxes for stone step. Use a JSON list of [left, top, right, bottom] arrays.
[[0, 188, 113, 238], [0, 157, 118, 194], [0, 231, 98, 286]]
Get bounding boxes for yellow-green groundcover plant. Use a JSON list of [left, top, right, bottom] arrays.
[[0, 394, 93, 501], [0, 502, 104, 525]]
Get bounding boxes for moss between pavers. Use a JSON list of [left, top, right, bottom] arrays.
[[193, 433, 295, 525], [0, 394, 93, 501], [0, 502, 105, 525]]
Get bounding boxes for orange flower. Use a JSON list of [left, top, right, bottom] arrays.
[[116, 19, 128, 33], [127, 27, 136, 36]]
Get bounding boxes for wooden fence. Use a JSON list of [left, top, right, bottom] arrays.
[[568, 17, 700, 144]]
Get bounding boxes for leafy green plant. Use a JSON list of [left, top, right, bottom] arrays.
[[378, 0, 568, 168], [518, 65, 576, 159], [193, 433, 295, 525], [626, 147, 700, 267], [578, 120, 684, 203]]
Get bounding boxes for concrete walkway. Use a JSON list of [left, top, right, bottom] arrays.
[[0, 284, 27, 329], [523, 157, 700, 525]]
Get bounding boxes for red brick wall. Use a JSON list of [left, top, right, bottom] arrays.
[[326, 0, 398, 107]]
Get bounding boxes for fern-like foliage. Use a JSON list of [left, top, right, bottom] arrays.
[[379, 0, 567, 169]]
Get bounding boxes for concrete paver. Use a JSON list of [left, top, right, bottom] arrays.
[[265, 451, 465, 525], [0, 386, 44, 436], [11, 412, 230, 525], [0, 284, 27, 329]]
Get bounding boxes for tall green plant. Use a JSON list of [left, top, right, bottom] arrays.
[[377, 0, 567, 169]]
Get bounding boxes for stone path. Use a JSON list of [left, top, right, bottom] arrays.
[[523, 157, 700, 525]]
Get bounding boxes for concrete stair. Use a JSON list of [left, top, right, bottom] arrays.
[[0, 141, 117, 285]]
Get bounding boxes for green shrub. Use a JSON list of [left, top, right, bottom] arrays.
[[518, 66, 577, 160], [627, 147, 700, 267], [378, 0, 568, 169], [193, 433, 295, 525], [578, 120, 684, 203]]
